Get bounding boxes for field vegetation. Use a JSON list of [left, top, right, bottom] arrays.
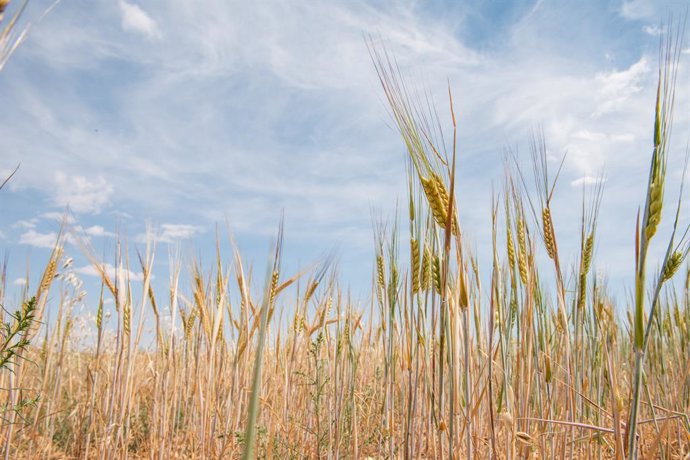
[[1, 3, 690, 459]]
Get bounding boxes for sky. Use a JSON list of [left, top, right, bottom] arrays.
[[1, 0, 689, 332]]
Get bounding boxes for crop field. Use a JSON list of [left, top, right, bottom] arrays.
[[1, 1, 690, 459]]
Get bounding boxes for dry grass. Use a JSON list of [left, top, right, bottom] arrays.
[[1, 14, 690, 460], [2, 216, 689, 459]]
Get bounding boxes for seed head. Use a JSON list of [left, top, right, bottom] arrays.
[[410, 238, 420, 293], [661, 251, 683, 282], [542, 207, 556, 259], [517, 218, 528, 285], [583, 233, 594, 273], [432, 254, 442, 294], [645, 179, 664, 241], [421, 244, 432, 291]]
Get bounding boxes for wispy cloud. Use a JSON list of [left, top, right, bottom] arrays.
[[13, 219, 37, 229], [620, 0, 655, 20], [141, 223, 204, 244], [159, 223, 202, 241], [642, 25, 663, 36], [41, 211, 75, 224], [18, 228, 78, 247], [593, 56, 649, 116], [53, 171, 113, 214], [18, 229, 59, 248]]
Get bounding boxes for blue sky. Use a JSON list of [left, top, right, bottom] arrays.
[[1, 0, 689, 329]]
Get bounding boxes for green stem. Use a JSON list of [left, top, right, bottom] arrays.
[[627, 243, 648, 459]]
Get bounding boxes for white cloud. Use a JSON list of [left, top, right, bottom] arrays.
[[573, 130, 606, 142], [19, 229, 59, 248], [84, 225, 117, 238], [18, 229, 78, 247], [571, 176, 607, 187], [12, 278, 27, 286], [593, 57, 650, 117], [151, 224, 204, 244], [41, 211, 76, 224], [620, 0, 655, 20], [118, 1, 159, 38], [75, 263, 145, 282], [53, 172, 114, 214], [13, 219, 37, 229], [642, 25, 662, 36]]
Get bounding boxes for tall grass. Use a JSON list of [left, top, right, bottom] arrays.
[[1, 25, 690, 460]]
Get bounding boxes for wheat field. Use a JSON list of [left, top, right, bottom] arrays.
[[2, 3, 690, 460]]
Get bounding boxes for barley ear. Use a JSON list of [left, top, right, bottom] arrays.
[[506, 225, 516, 271], [421, 243, 432, 291], [123, 303, 131, 337], [583, 233, 594, 273], [431, 173, 459, 235], [577, 272, 587, 310], [376, 254, 386, 295], [432, 254, 442, 294], [645, 179, 664, 241], [421, 176, 447, 228], [269, 270, 279, 306], [661, 251, 683, 282], [517, 218, 528, 285], [410, 238, 420, 293], [542, 207, 556, 259]]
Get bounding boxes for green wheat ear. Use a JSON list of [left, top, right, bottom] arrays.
[[661, 251, 683, 282]]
